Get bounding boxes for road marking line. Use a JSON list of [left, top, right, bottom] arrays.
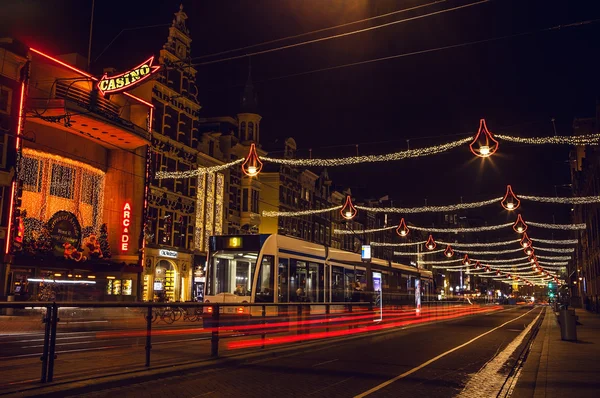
[[354, 307, 538, 398], [312, 358, 339, 367]]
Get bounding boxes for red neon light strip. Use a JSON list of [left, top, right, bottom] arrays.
[[6, 83, 26, 254], [30, 48, 95, 79], [30, 48, 153, 108], [15, 83, 25, 149], [5, 182, 16, 254]]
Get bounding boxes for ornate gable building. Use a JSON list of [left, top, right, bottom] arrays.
[[135, 5, 226, 302]]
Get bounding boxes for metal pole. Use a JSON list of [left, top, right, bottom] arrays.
[[145, 306, 152, 367], [210, 305, 220, 357], [47, 303, 58, 382], [40, 305, 51, 383], [87, 0, 95, 71]]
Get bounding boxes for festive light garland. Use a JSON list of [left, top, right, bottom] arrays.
[[528, 221, 586, 230], [372, 240, 425, 247], [393, 249, 444, 256], [455, 247, 523, 255], [495, 133, 600, 146], [262, 205, 342, 218], [534, 238, 578, 245], [535, 255, 571, 261], [533, 246, 574, 253], [19, 148, 106, 231], [520, 195, 600, 205], [156, 158, 244, 179], [260, 137, 472, 167], [355, 198, 502, 215]]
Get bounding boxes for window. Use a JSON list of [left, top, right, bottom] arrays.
[[21, 157, 43, 192], [242, 188, 249, 212], [209, 140, 215, 157], [251, 189, 259, 213], [248, 122, 254, 141], [240, 122, 246, 138], [81, 172, 102, 205], [278, 258, 289, 302], [256, 255, 274, 302], [0, 86, 11, 115], [50, 164, 75, 199]]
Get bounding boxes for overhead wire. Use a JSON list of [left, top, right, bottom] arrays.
[[192, 0, 490, 67], [192, 0, 448, 61]]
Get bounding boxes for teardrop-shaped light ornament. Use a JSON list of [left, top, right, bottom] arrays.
[[241, 143, 263, 177], [462, 254, 470, 265], [340, 195, 357, 220], [396, 218, 409, 237], [513, 214, 528, 233], [501, 185, 521, 211], [475, 261, 481, 269], [444, 244, 454, 258], [524, 245, 534, 256], [520, 232, 533, 248], [425, 235, 436, 250], [496, 270, 501, 276], [470, 119, 499, 158], [529, 254, 536, 264]]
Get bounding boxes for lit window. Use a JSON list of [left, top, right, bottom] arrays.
[[50, 164, 75, 199], [21, 157, 43, 192]]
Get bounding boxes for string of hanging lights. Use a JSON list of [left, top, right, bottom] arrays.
[[156, 158, 244, 179], [393, 249, 444, 256], [495, 133, 600, 146], [267, 185, 600, 219], [260, 137, 472, 167], [157, 117, 600, 181], [262, 205, 342, 218], [372, 241, 425, 247]]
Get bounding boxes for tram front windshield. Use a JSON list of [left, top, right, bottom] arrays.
[[207, 251, 257, 297]]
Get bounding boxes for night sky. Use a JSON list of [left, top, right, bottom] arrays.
[[2, 0, 599, 231]]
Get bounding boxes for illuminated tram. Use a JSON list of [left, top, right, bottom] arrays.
[[204, 234, 432, 312]]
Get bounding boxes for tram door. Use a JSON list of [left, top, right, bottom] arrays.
[[373, 272, 383, 321]]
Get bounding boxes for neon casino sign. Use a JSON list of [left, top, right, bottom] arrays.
[[97, 56, 160, 96], [121, 202, 131, 252]]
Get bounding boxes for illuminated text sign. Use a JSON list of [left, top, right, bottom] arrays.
[[121, 203, 131, 252], [159, 249, 178, 258], [97, 56, 160, 96]]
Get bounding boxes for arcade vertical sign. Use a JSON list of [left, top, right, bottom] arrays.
[[121, 202, 131, 252]]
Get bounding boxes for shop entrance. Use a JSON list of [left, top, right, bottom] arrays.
[[154, 260, 177, 302]]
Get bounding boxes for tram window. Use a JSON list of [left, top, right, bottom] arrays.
[[344, 269, 355, 302], [307, 262, 320, 302], [278, 258, 289, 303], [207, 252, 256, 296], [332, 266, 344, 302], [290, 259, 307, 302], [256, 255, 274, 303]]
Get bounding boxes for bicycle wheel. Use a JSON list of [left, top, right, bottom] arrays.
[[173, 307, 183, 322], [162, 309, 175, 324]]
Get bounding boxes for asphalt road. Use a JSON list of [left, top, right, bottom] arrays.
[[61, 305, 543, 398]]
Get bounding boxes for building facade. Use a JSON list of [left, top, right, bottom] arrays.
[[4, 45, 152, 301], [0, 38, 28, 298], [570, 105, 600, 309]]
